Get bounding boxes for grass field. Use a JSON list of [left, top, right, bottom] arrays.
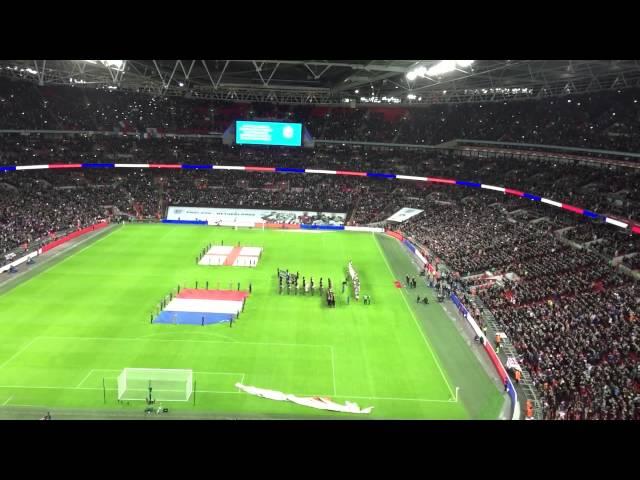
[[0, 224, 504, 419]]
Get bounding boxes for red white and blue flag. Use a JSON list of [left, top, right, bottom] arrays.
[[153, 289, 249, 325]]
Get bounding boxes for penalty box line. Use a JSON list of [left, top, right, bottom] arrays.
[[0, 385, 244, 396], [42, 335, 335, 394], [0, 339, 444, 405], [3, 370, 247, 396], [0, 336, 334, 399]]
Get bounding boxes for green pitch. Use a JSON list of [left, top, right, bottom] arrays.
[[0, 224, 503, 419]]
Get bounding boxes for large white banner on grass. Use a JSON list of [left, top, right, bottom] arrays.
[[235, 383, 373, 414], [386, 207, 424, 223], [167, 206, 346, 226]]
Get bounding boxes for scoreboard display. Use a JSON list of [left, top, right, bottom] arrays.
[[235, 121, 303, 147]]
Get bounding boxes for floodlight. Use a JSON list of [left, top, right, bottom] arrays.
[[83, 60, 124, 71], [407, 60, 474, 80], [101, 60, 124, 70]]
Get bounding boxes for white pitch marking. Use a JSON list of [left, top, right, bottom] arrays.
[[333, 394, 456, 403], [0, 225, 120, 293], [39, 335, 333, 350], [2, 395, 13, 406], [42, 225, 121, 270], [79, 370, 241, 391], [76, 369, 95, 388], [0, 384, 242, 395], [0, 337, 39, 371], [373, 234, 457, 401], [0, 384, 454, 403]]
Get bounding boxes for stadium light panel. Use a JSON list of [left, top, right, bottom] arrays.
[[101, 60, 124, 70], [83, 60, 125, 71], [455, 60, 474, 68], [406, 60, 474, 80], [427, 60, 456, 77]]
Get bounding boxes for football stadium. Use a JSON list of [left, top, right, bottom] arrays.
[[0, 60, 639, 420]]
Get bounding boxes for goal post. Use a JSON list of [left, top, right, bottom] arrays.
[[117, 368, 193, 402]]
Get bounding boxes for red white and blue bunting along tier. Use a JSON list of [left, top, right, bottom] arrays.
[[1, 162, 638, 235]]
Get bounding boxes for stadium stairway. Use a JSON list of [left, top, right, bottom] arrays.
[[345, 191, 362, 224], [467, 295, 544, 420]]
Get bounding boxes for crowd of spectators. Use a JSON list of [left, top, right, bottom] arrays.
[[478, 282, 639, 420], [2, 77, 640, 153], [391, 190, 640, 420], [623, 255, 640, 271], [0, 179, 114, 259]]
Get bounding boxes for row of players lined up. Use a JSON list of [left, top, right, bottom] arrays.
[[277, 268, 328, 295], [277, 268, 349, 295], [348, 261, 360, 301], [277, 268, 372, 305]]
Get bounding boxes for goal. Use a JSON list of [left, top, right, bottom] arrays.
[[117, 368, 193, 402]]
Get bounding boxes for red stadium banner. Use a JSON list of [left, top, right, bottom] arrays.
[[261, 223, 300, 229], [483, 342, 508, 383], [245, 166, 276, 172], [49, 163, 82, 169], [427, 177, 456, 185], [505, 188, 525, 197], [385, 229, 404, 241], [149, 164, 181, 169], [41, 221, 109, 253]]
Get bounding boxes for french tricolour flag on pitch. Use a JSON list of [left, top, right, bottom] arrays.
[[154, 289, 248, 325]]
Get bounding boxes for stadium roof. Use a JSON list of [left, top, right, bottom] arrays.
[[2, 60, 640, 106]]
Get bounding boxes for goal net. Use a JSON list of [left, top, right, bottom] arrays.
[[117, 368, 193, 402]]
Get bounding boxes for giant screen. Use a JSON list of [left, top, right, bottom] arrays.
[[235, 121, 303, 146]]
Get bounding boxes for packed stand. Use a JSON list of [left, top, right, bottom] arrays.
[[2, 78, 640, 154]]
